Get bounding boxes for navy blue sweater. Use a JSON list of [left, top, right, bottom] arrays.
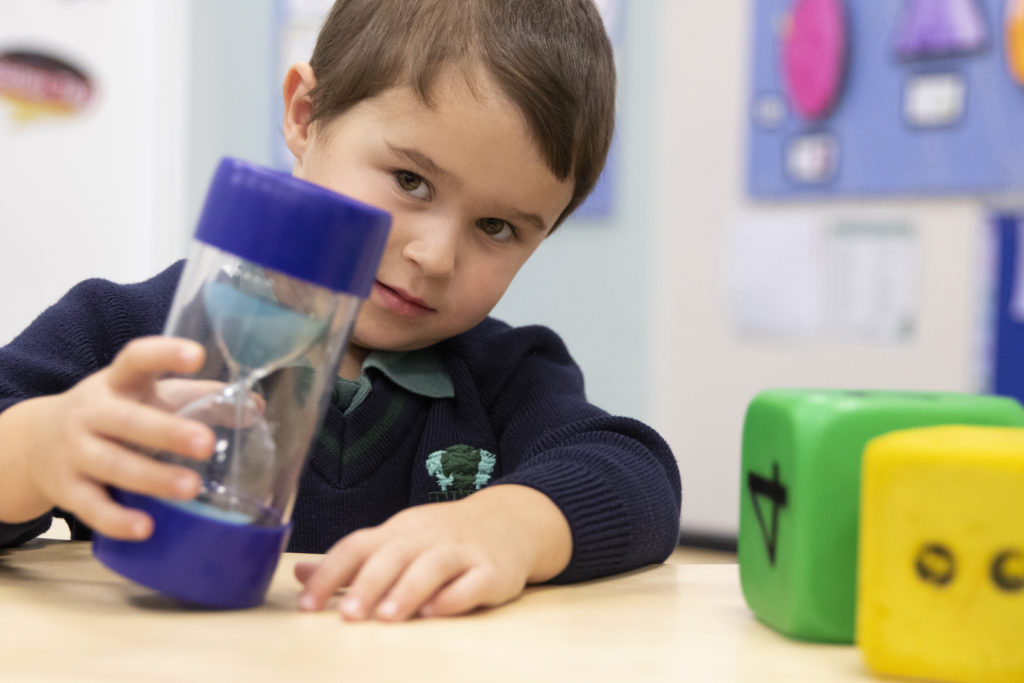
[[0, 262, 681, 583]]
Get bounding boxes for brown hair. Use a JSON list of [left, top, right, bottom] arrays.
[[307, 0, 616, 228]]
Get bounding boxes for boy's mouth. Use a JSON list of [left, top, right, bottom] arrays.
[[373, 281, 435, 317]]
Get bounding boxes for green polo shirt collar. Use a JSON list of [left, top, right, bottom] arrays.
[[332, 346, 454, 414]]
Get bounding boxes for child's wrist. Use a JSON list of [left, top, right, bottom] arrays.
[[468, 484, 572, 583], [0, 398, 54, 523]]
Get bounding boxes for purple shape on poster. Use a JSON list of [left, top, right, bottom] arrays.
[[895, 0, 988, 60]]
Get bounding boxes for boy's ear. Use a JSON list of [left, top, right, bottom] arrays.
[[282, 62, 317, 162]]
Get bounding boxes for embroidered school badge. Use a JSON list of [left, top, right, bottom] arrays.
[[425, 444, 496, 502]]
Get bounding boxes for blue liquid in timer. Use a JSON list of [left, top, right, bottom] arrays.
[[175, 280, 327, 522]]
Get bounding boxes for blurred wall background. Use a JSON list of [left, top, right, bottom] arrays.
[[0, 1, 1000, 542]]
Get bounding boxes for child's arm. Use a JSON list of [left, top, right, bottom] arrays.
[[294, 319, 682, 621], [0, 337, 215, 540], [294, 483, 570, 620]]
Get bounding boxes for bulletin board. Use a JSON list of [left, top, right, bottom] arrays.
[[747, 0, 1024, 199]]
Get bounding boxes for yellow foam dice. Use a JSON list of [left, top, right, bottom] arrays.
[[857, 426, 1024, 683]]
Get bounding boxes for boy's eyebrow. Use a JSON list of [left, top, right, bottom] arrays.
[[388, 144, 457, 185], [504, 208, 548, 234], [388, 142, 550, 233]]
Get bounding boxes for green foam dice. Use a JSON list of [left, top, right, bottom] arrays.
[[737, 389, 1024, 643]]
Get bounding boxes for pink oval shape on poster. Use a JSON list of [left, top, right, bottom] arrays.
[[782, 0, 848, 120]]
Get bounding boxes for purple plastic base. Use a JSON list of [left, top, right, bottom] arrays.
[[92, 490, 291, 609]]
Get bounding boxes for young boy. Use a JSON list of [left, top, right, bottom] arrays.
[[0, 0, 681, 621]]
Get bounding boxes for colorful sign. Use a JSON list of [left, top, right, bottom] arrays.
[[0, 50, 93, 123]]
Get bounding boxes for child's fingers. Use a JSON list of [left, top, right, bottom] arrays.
[[336, 539, 421, 620], [297, 531, 380, 611], [188, 393, 265, 429], [372, 547, 467, 621], [106, 337, 205, 393], [156, 379, 265, 428], [75, 434, 201, 501], [65, 478, 153, 540], [91, 397, 214, 460], [154, 378, 228, 410], [418, 567, 494, 618], [293, 560, 320, 586]]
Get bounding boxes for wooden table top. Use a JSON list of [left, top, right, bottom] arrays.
[[0, 539, 871, 682]]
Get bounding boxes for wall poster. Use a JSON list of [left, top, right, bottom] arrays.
[[748, 0, 1024, 199]]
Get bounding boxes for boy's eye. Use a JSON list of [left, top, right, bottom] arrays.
[[394, 170, 431, 200], [477, 217, 518, 243]]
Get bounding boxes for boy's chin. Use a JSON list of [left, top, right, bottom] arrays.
[[347, 336, 439, 354], [349, 319, 486, 353]]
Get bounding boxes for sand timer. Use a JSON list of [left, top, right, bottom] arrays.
[[93, 157, 390, 608]]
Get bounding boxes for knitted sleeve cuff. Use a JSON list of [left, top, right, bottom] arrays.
[[495, 459, 637, 584]]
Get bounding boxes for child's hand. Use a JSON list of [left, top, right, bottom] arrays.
[[294, 484, 572, 621], [0, 337, 215, 540]]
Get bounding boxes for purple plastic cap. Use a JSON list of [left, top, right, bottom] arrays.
[[194, 157, 391, 297]]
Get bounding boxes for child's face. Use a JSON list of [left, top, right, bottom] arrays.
[[287, 66, 573, 359]]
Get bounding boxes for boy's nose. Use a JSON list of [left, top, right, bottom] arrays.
[[400, 217, 458, 278]]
